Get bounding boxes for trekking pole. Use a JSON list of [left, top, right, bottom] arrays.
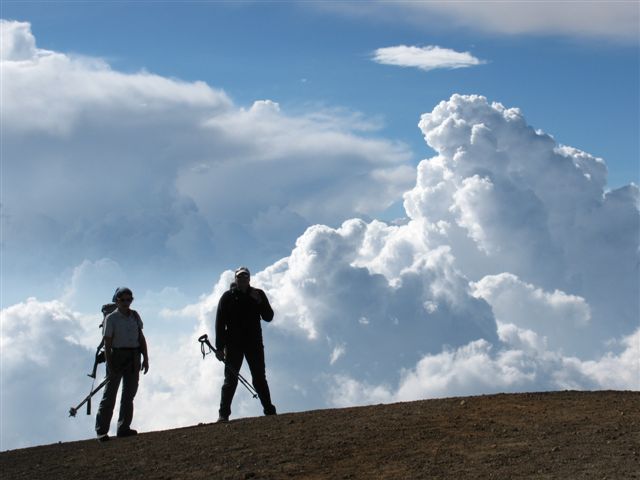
[[88, 342, 105, 379], [69, 376, 109, 417], [70, 355, 135, 417], [198, 334, 258, 399]]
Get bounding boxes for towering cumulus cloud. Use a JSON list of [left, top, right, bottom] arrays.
[[178, 95, 639, 413]]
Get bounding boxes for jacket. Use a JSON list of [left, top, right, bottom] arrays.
[[215, 283, 274, 350]]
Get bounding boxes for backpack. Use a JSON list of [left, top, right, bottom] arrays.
[[88, 303, 117, 378]]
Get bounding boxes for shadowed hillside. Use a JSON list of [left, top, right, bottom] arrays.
[[1, 391, 638, 479]]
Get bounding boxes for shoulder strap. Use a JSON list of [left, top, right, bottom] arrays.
[[99, 303, 117, 328], [131, 309, 143, 328]]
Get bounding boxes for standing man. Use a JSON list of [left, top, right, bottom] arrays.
[[95, 287, 149, 442], [215, 267, 276, 421]]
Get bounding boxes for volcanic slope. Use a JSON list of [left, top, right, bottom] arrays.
[[1, 391, 638, 479]]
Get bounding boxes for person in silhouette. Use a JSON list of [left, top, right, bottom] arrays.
[[95, 287, 149, 442], [215, 267, 276, 421]]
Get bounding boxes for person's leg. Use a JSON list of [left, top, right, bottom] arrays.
[[219, 346, 243, 419], [95, 354, 124, 436], [117, 352, 140, 435], [244, 343, 276, 415]]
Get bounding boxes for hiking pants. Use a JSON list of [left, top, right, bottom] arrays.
[[219, 342, 276, 417], [95, 348, 140, 435]]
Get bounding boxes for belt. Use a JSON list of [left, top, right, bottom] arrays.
[[112, 347, 139, 350]]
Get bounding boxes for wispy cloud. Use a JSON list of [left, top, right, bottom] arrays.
[[373, 45, 485, 72], [322, 2, 639, 43]]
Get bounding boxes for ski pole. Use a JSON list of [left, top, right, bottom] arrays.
[[198, 334, 258, 399]]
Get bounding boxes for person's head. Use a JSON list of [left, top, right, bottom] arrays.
[[234, 267, 250, 291], [113, 287, 134, 310]]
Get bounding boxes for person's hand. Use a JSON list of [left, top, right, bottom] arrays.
[[249, 289, 262, 304], [215, 349, 225, 362], [141, 357, 149, 375]]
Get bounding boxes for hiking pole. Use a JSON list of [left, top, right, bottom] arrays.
[[69, 376, 109, 417], [70, 354, 135, 417], [88, 342, 105, 379], [198, 334, 258, 399]]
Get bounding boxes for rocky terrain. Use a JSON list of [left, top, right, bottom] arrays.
[[1, 391, 638, 479]]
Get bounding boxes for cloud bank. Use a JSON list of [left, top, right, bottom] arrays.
[[0, 19, 414, 295], [373, 45, 485, 72]]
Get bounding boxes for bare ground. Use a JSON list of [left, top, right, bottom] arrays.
[[1, 391, 638, 479]]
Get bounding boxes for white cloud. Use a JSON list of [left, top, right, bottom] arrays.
[[373, 45, 485, 71], [61, 258, 128, 312], [414, 2, 640, 41], [472, 273, 592, 357], [331, 327, 639, 407], [320, 2, 639, 42], [0, 299, 95, 449], [1, 20, 414, 292], [0, 20, 40, 61]]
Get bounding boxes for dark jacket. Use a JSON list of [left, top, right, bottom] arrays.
[[215, 283, 274, 350]]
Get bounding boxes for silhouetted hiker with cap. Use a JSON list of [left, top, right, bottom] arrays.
[[95, 287, 149, 442], [215, 267, 276, 421]]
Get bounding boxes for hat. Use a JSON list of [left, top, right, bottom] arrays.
[[235, 266, 250, 277], [112, 286, 133, 302]]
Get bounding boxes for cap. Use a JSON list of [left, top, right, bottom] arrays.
[[112, 286, 133, 302], [235, 266, 250, 277]]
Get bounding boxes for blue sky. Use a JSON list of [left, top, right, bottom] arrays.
[[1, 2, 639, 450]]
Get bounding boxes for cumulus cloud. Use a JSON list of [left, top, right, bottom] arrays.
[[1, 20, 414, 297], [373, 45, 485, 72], [405, 95, 638, 350], [0, 19, 40, 60], [471, 273, 592, 356], [0, 299, 95, 449], [181, 94, 638, 412], [331, 326, 640, 407]]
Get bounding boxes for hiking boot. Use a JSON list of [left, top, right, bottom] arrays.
[[116, 429, 138, 438], [217, 415, 229, 423], [97, 433, 110, 443]]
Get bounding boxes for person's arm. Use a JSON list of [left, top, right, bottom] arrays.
[[214, 294, 227, 360], [103, 314, 115, 375], [251, 288, 274, 322], [139, 329, 149, 374], [104, 335, 114, 376]]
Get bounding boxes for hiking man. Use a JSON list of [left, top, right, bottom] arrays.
[[215, 267, 276, 421], [95, 287, 149, 441]]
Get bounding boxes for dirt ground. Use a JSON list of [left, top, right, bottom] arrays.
[[1, 391, 638, 479]]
